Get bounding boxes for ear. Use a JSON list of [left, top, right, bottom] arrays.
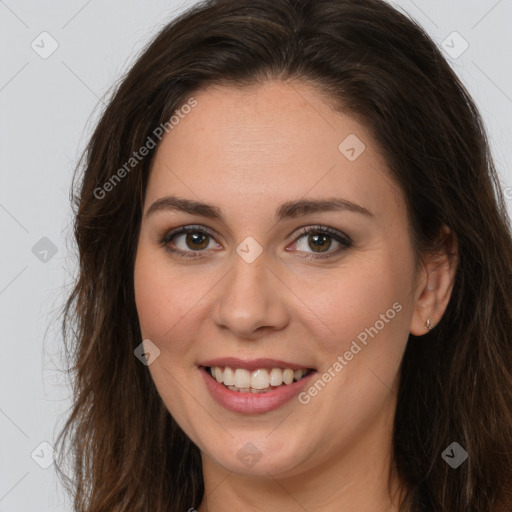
[[410, 225, 458, 335]]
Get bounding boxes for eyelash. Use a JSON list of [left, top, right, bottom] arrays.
[[159, 224, 353, 261]]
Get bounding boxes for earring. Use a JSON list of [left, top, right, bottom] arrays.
[[425, 317, 433, 330]]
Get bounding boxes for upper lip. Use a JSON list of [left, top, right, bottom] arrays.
[[199, 357, 315, 372]]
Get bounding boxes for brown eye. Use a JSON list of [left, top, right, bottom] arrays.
[[160, 224, 352, 260], [306, 233, 333, 252], [160, 226, 220, 258], [291, 226, 353, 260], [183, 231, 210, 251]]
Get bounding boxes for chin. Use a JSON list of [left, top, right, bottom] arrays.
[[202, 431, 314, 479]]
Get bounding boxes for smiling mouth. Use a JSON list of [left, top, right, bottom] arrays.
[[203, 365, 315, 393]]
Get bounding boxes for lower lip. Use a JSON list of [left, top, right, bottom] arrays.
[[200, 366, 317, 414]]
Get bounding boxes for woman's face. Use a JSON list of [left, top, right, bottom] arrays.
[[134, 80, 425, 480]]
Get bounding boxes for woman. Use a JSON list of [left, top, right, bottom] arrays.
[[56, 0, 512, 510]]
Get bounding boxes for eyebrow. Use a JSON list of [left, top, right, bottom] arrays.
[[145, 195, 373, 222]]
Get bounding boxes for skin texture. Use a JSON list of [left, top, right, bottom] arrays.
[[133, 80, 457, 512]]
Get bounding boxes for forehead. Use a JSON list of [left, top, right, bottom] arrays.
[[145, 80, 403, 223], [163, 80, 364, 168]]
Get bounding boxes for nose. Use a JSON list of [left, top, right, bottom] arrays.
[[212, 251, 290, 340]]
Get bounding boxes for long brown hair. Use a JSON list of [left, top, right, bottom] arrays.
[[56, 0, 512, 510]]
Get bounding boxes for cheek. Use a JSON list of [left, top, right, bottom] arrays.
[[300, 254, 413, 426], [307, 254, 413, 356], [134, 246, 201, 343], [133, 256, 170, 340], [298, 258, 412, 434], [133, 247, 200, 418]]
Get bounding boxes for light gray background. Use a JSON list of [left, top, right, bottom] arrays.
[[1, 1, 511, 510]]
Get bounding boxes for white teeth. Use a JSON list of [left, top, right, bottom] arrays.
[[251, 369, 269, 389], [223, 366, 235, 386], [234, 368, 251, 388], [208, 365, 311, 392], [269, 368, 283, 386], [283, 368, 294, 385], [294, 369, 305, 381]]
